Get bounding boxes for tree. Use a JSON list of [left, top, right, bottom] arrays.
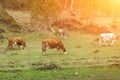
[[30, 0, 61, 29]]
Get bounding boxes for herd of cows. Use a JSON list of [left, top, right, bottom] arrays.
[[6, 32, 120, 55]]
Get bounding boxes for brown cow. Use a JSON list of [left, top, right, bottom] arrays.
[[42, 38, 67, 55], [7, 37, 26, 49]]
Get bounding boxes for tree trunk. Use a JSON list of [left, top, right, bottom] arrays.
[[64, 0, 68, 10], [56, 0, 63, 10], [70, 0, 74, 11]]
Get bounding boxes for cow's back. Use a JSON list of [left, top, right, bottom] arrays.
[[42, 39, 61, 48], [100, 33, 115, 41], [15, 37, 24, 43], [9, 37, 23, 42]]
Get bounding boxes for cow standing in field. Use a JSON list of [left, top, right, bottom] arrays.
[[7, 37, 26, 49], [99, 33, 119, 47], [42, 38, 67, 55], [50, 27, 67, 39], [58, 28, 67, 39]]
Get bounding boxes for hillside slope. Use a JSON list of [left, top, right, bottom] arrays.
[[0, 8, 21, 35]]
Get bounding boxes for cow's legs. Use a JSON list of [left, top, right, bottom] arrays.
[[7, 42, 14, 49], [13, 42, 17, 47], [42, 50, 46, 55], [99, 39, 102, 47], [57, 47, 62, 55], [42, 52, 46, 55], [42, 49, 46, 55], [42, 46, 46, 56], [18, 45, 21, 49], [99, 39, 108, 47], [110, 40, 115, 46], [22, 46, 24, 49], [57, 48, 60, 54], [102, 39, 108, 46], [104, 41, 108, 46], [7, 44, 12, 49]]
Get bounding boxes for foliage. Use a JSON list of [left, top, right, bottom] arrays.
[[1, 0, 30, 10], [31, 0, 60, 16], [0, 8, 21, 33]]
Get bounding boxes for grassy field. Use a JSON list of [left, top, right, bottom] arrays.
[[0, 67, 120, 80], [0, 31, 120, 80]]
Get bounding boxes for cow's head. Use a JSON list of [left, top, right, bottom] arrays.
[[22, 41, 26, 47], [62, 47, 67, 54]]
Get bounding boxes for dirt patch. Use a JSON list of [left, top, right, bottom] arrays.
[[31, 62, 60, 70]]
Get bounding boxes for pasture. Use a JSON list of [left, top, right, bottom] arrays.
[[0, 31, 120, 80]]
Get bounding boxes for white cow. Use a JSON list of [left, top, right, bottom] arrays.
[[50, 28, 67, 39], [99, 33, 118, 47]]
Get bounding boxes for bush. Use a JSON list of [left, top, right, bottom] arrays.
[[0, 28, 6, 33]]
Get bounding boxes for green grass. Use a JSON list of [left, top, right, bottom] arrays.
[[0, 31, 120, 79], [0, 67, 120, 80]]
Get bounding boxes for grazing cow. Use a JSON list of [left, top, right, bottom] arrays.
[[42, 38, 67, 55], [99, 33, 119, 46], [50, 27, 67, 39], [7, 37, 26, 49], [58, 28, 67, 39]]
